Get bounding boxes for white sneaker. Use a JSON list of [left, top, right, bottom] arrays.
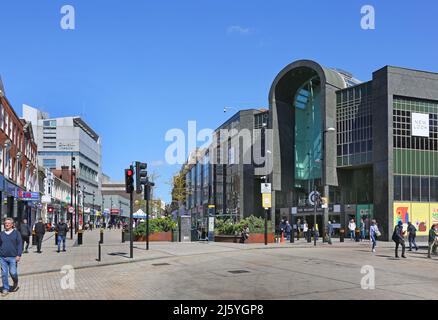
[[372, 249, 376, 253]]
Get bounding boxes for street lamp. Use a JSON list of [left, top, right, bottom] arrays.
[[82, 185, 86, 228], [92, 191, 95, 227], [322, 127, 336, 241], [70, 154, 75, 239]]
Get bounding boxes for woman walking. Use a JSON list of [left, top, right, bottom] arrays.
[[370, 219, 380, 253]]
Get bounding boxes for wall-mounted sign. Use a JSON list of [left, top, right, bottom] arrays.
[[412, 113, 430, 137], [261, 183, 271, 194], [262, 193, 272, 209], [17, 191, 40, 201]]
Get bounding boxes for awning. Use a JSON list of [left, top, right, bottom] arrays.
[[133, 209, 147, 219]]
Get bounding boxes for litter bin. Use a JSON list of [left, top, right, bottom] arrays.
[[340, 228, 345, 242], [78, 230, 83, 245]]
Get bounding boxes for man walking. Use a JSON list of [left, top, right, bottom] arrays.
[[407, 221, 418, 252], [34, 218, 46, 253], [326, 221, 334, 245], [0, 218, 22, 296], [19, 219, 32, 254], [428, 224, 437, 259], [285, 221, 292, 241], [348, 219, 356, 240], [392, 220, 406, 258], [55, 219, 69, 253]]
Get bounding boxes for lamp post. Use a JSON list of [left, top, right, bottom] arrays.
[[110, 197, 113, 227], [74, 180, 79, 233], [70, 154, 75, 239], [82, 185, 86, 229], [92, 191, 95, 227], [261, 122, 270, 246], [321, 127, 336, 240]]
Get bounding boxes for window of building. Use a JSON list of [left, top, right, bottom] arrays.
[[0, 103, 3, 131], [421, 177, 430, 202], [411, 176, 421, 201], [402, 176, 411, 201], [431, 177, 438, 202], [43, 159, 56, 169], [394, 176, 402, 201]]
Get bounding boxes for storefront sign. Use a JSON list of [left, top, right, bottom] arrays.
[[412, 113, 430, 137], [17, 191, 40, 201]]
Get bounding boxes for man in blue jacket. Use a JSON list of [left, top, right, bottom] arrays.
[[0, 218, 22, 297]]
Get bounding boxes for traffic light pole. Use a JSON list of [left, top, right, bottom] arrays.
[[129, 188, 133, 259], [145, 184, 150, 251]]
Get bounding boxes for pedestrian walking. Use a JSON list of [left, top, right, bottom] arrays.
[[360, 218, 365, 241], [285, 221, 291, 241], [303, 220, 309, 240], [427, 224, 437, 259], [34, 218, 45, 253], [392, 220, 406, 258], [55, 219, 69, 253], [19, 219, 31, 253], [0, 218, 22, 297], [326, 221, 333, 245], [370, 219, 380, 253], [407, 222, 419, 252], [296, 218, 301, 240], [348, 219, 356, 240]]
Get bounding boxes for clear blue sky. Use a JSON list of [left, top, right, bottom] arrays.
[[1, 0, 438, 203]]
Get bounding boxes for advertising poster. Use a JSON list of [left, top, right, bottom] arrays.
[[394, 202, 411, 232], [431, 204, 438, 226], [411, 203, 429, 236]]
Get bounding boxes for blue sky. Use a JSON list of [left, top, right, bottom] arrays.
[[1, 0, 438, 203]]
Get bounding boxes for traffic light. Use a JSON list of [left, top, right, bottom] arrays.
[[125, 166, 134, 193], [47, 206, 54, 214], [135, 161, 148, 194]]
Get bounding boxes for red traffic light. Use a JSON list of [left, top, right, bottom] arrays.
[[48, 206, 54, 213], [127, 169, 134, 177]]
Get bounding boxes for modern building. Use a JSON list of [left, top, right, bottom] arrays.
[[22, 105, 103, 217], [269, 59, 438, 240], [101, 174, 131, 224], [180, 109, 269, 237], [0, 78, 39, 226]]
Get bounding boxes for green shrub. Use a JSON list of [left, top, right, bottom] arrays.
[[215, 215, 273, 235], [134, 217, 177, 237]]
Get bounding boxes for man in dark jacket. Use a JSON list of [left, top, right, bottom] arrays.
[[428, 224, 437, 259], [19, 219, 32, 254], [392, 220, 406, 258], [34, 218, 46, 253], [407, 222, 418, 251], [55, 219, 69, 253], [0, 218, 22, 297]]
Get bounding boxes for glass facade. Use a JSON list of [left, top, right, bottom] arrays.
[[393, 96, 438, 202], [294, 76, 322, 191], [336, 82, 373, 167]]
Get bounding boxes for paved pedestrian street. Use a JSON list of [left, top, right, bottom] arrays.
[[1, 229, 437, 300]]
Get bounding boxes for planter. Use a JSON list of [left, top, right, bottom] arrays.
[[214, 235, 240, 243], [247, 233, 275, 244], [134, 231, 172, 242], [214, 233, 275, 243]]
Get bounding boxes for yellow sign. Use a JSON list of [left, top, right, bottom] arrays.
[[394, 202, 438, 235], [321, 197, 328, 209], [262, 193, 272, 209], [208, 205, 215, 208]]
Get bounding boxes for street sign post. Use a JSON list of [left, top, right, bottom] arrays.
[[261, 183, 271, 194]]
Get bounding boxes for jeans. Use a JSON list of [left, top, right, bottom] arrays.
[[360, 230, 365, 240], [0, 257, 18, 292], [395, 240, 406, 257], [408, 235, 418, 250], [371, 235, 377, 251], [350, 230, 355, 239], [58, 235, 66, 251]]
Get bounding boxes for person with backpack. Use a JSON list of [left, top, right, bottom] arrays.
[[19, 219, 32, 254], [370, 219, 380, 253], [407, 222, 418, 252], [392, 220, 406, 258]]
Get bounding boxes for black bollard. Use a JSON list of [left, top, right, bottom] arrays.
[[55, 232, 58, 245], [100, 229, 104, 244], [97, 242, 101, 261], [78, 230, 83, 245], [122, 229, 125, 243], [340, 228, 345, 242]]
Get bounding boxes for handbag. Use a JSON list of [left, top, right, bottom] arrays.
[[375, 230, 381, 237]]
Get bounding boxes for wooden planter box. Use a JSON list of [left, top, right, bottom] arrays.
[[215, 233, 275, 243], [134, 231, 172, 242]]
